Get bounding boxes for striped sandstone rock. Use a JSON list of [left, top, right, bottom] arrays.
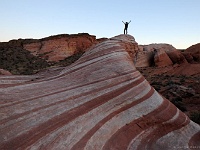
[[0, 35, 199, 150]]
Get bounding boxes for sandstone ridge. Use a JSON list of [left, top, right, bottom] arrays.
[[0, 34, 199, 149]]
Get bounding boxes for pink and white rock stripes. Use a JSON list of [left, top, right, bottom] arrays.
[[0, 35, 199, 150]]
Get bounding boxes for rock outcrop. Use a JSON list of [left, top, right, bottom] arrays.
[[182, 52, 194, 63], [0, 35, 199, 150], [135, 51, 155, 67], [135, 44, 200, 67], [0, 69, 12, 75], [139, 44, 176, 52], [185, 43, 200, 62], [0, 33, 104, 75], [136, 44, 176, 67], [186, 43, 200, 54], [167, 50, 188, 64], [154, 49, 173, 67], [23, 33, 97, 62]]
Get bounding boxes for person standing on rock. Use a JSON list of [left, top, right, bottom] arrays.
[[122, 20, 131, 34]]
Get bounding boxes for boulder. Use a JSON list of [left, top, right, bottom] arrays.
[[167, 50, 188, 64], [154, 49, 173, 67]]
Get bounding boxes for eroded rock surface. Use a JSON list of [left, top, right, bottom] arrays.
[[139, 44, 176, 52], [0, 69, 12, 75], [154, 49, 173, 67], [0, 35, 199, 150], [23, 33, 97, 61], [136, 44, 176, 67], [185, 43, 200, 62], [167, 50, 188, 64]]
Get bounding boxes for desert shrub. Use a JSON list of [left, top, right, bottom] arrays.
[[154, 85, 161, 91], [165, 75, 170, 78], [180, 78, 185, 83], [0, 47, 49, 75], [56, 51, 85, 67], [180, 75, 186, 79], [151, 81, 161, 85], [172, 97, 183, 102], [190, 111, 200, 124], [165, 95, 169, 99], [171, 99, 187, 112], [166, 80, 175, 85]]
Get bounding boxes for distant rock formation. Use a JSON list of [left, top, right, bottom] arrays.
[[1, 33, 199, 75], [154, 49, 173, 67], [135, 43, 200, 67], [166, 50, 188, 64], [185, 43, 200, 62], [139, 44, 176, 52], [0, 34, 199, 150], [23, 33, 97, 62], [0, 33, 106, 75], [182, 52, 194, 63], [136, 44, 176, 67]]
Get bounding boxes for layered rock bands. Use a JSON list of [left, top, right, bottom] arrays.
[[0, 35, 199, 150]]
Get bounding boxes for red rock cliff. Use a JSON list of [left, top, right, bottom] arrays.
[[23, 33, 97, 62]]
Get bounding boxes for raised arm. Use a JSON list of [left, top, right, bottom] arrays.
[[129, 20, 131, 23], [122, 21, 125, 24]]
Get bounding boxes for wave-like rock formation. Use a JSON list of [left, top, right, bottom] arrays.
[[0, 35, 199, 150]]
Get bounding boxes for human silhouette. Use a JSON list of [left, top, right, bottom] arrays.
[[122, 20, 131, 34]]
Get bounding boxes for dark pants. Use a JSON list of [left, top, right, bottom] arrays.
[[124, 28, 128, 34]]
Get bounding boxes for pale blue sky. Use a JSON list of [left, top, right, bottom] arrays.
[[0, 0, 200, 49]]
